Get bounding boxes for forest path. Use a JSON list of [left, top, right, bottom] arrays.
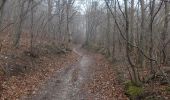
[[24, 47, 94, 100]]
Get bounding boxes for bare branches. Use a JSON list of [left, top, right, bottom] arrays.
[[0, 22, 14, 32], [151, 0, 163, 24], [116, 0, 126, 20], [105, 0, 157, 63]]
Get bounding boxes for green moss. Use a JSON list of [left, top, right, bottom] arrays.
[[124, 81, 144, 99], [127, 85, 144, 97]]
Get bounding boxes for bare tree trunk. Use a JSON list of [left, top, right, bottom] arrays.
[[139, 0, 145, 68], [0, 0, 6, 11], [66, 0, 70, 46], [47, 0, 52, 38], [124, 0, 140, 85], [13, 1, 24, 47], [57, 0, 62, 46], [130, 0, 135, 46], [13, 0, 29, 48], [149, 0, 155, 73], [112, 0, 116, 60], [106, 8, 111, 56], [0, 0, 6, 29], [30, 0, 34, 52], [161, 1, 169, 65]]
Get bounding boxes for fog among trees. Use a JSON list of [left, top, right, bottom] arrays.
[[0, 0, 170, 99]]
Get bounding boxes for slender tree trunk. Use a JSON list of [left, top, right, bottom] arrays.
[[47, 0, 52, 39], [13, 1, 24, 47], [0, 0, 6, 28], [161, 1, 169, 65], [30, 0, 34, 52], [139, 0, 145, 68], [149, 0, 155, 73], [106, 8, 111, 56], [112, 0, 116, 60], [66, 1, 70, 45], [130, 0, 135, 46], [124, 0, 140, 85]]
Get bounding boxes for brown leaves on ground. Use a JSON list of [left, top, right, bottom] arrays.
[[0, 51, 79, 100], [85, 54, 128, 100]]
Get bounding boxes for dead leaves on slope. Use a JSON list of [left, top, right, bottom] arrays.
[[0, 52, 79, 100], [85, 54, 128, 100]]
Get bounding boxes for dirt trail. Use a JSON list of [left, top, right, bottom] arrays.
[[23, 48, 94, 100]]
